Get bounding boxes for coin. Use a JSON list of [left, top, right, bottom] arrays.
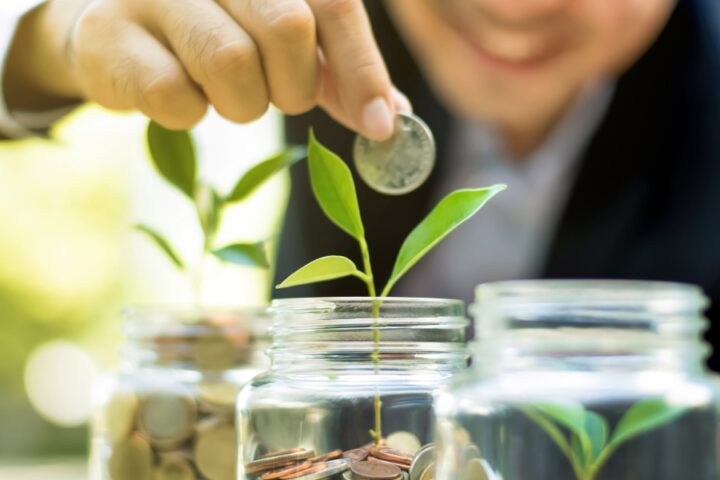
[[351, 460, 402, 480], [343, 447, 369, 463], [138, 391, 197, 450], [245, 449, 315, 474], [194, 420, 236, 480], [460, 444, 481, 465], [103, 391, 139, 445], [309, 450, 343, 462], [386, 432, 421, 456], [262, 448, 306, 459], [262, 461, 313, 480], [196, 381, 240, 414], [154, 453, 195, 480], [418, 464, 434, 480], [353, 113, 435, 195], [368, 456, 409, 471], [409, 444, 435, 480], [461, 458, 489, 480], [285, 459, 351, 480], [369, 447, 413, 465], [108, 434, 153, 480]]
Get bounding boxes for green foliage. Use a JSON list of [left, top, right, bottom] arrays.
[[212, 243, 269, 268], [382, 186, 505, 296], [229, 146, 306, 202], [279, 130, 505, 297], [522, 398, 688, 480], [133, 224, 185, 270], [307, 129, 365, 241], [141, 121, 304, 297], [276, 256, 366, 289], [146, 122, 196, 198]]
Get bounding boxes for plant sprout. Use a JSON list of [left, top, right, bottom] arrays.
[[134, 121, 305, 301], [520, 399, 688, 480], [277, 129, 505, 443]]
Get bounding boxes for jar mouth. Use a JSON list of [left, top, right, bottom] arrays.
[[123, 305, 270, 340], [121, 305, 271, 369], [473, 280, 708, 317], [270, 297, 468, 334]]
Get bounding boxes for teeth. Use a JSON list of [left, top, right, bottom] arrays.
[[477, 35, 546, 62]]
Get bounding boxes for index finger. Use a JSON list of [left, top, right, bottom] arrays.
[[307, 0, 396, 140]]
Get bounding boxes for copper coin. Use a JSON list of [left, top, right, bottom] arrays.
[[351, 461, 402, 480], [368, 456, 410, 471], [343, 447, 370, 463], [369, 447, 412, 465], [263, 461, 313, 480], [284, 459, 351, 480], [281, 462, 327, 479], [245, 450, 315, 475], [310, 450, 343, 462], [262, 448, 306, 459]]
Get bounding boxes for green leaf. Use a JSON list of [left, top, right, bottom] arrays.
[[307, 129, 365, 240], [534, 402, 587, 439], [228, 146, 306, 203], [146, 121, 196, 198], [608, 399, 687, 449], [519, 406, 575, 465], [277, 255, 365, 289], [212, 243, 269, 268], [195, 183, 223, 239], [571, 411, 608, 467], [133, 224, 185, 270], [584, 411, 609, 463], [382, 185, 506, 295]]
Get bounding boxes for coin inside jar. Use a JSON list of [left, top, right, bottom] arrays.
[[351, 460, 402, 480], [353, 113, 435, 195]]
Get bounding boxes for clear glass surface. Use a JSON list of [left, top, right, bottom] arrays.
[[89, 307, 270, 480], [237, 297, 468, 479], [435, 281, 720, 480]]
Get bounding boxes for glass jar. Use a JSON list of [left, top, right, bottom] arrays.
[[236, 297, 468, 480], [89, 307, 270, 480], [435, 280, 720, 480]]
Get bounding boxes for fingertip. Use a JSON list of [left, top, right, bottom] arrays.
[[361, 96, 394, 141], [391, 87, 412, 114]]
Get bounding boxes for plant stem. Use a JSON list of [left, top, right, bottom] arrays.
[[358, 237, 382, 445]]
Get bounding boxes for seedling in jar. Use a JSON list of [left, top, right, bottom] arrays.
[[134, 121, 305, 299], [520, 398, 688, 480], [277, 129, 505, 443]]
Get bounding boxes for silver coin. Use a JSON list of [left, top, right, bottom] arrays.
[[409, 444, 435, 480], [353, 113, 435, 195], [292, 458, 351, 480]]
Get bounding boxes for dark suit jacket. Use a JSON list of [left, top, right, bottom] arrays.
[[277, 0, 720, 370]]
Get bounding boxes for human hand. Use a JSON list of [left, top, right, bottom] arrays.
[[7, 0, 410, 139]]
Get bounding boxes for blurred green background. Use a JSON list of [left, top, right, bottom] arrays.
[[0, 105, 285, 477]]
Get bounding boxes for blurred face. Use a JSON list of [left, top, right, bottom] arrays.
[[385, 0, 675, 146]]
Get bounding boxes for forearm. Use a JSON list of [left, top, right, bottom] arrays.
[[4, 1, 85, 112]]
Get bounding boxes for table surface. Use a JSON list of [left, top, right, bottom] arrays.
[[0, 458, 86, 480]]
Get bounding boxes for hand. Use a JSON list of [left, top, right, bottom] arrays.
[[6, 0, 410, 140]]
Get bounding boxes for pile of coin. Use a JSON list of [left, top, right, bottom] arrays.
[[244, 432, 438, 480], [100, 380, 241, 480]]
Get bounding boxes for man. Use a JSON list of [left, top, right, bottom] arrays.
[[3, 1, 720, 366]]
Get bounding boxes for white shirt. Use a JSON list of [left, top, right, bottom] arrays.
[[396, 81, 615, 303], [0, 0, 71, 138]]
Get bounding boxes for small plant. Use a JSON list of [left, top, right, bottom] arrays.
[[520, 399, 688, 480], [134, 121, 305, 300], [277, 130, 505, 443]]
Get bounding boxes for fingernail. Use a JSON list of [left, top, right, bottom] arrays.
[[362, 97, 394, 141], [391, 87, 413, 114]]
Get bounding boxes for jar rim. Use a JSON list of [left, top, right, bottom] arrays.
[[473, 280, 708, 314], [270, 297, 468, 336], [122, 304, 270, 340], [271, 296, 464, 312]]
